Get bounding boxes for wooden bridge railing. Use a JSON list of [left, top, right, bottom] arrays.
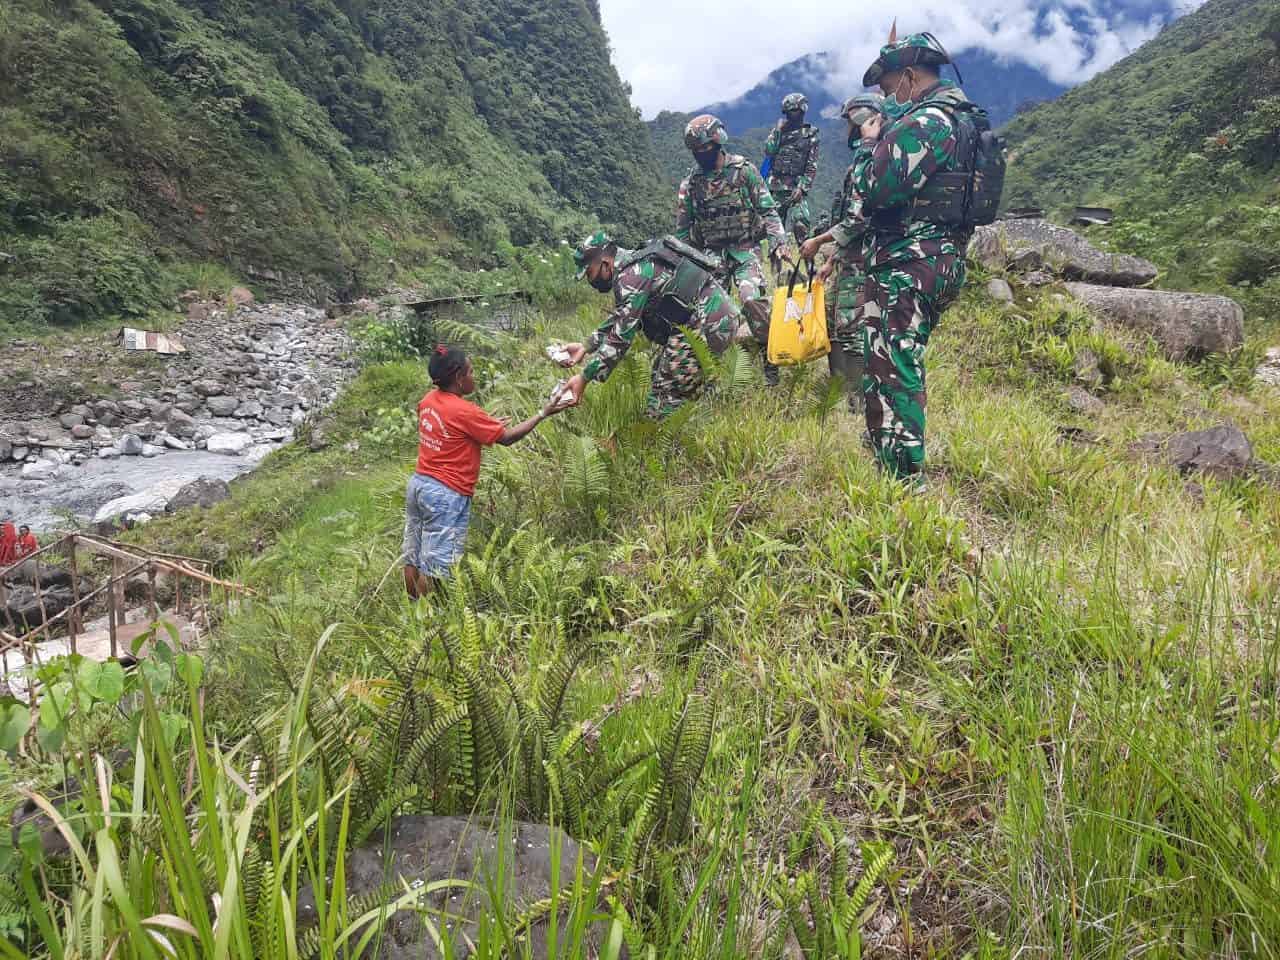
[[0, 534, 250, 684]]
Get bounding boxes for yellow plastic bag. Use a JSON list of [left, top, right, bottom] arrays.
[[767, 263, 830, 366]]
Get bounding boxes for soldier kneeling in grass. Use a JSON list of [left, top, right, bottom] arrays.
[[403, 345, 567, 599]]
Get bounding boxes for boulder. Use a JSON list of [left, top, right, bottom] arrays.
[[3, 585, 76, 632], [296, 817, 605, 960], [206, 396, 239, 417], [244, 444, 274, 465], [140, 444, 163, 458], [1062, 283, 1245, 362], [985, 278, 1014, 303], [1066, 385, 1104, 415], [1166, 424, 1254, 481], [146, 400, 173, 421], [120, 400, 149, 419], [58, 412, 84, 429], [233, 400, 263, 419], [229, 286, 255, 307], [91, 399, 121, 418], [1258, 347, 1280, 388], [162, 435, 192, 451], [167, 477, 231, 512], [0, 438, 10, 461], [193, 379, 225, 398], [309, 418, 334, 452], [969, 219, 1159, 287], [70, 424, 94, 440], [166, 408, 198, 438], [20, 459, 60, 480], [118, 434, 145, 456], [206, 432, 253, 455], [93, 477, 188, 524]]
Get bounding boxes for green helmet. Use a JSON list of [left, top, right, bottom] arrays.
[[684, 114, 727, 152], [573, 230, 613, 280], [840, 92, 885, 126], [862, 32, 953, 87], [781, 92, 808, 114]]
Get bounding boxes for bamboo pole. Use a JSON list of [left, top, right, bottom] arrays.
[[33, 556, 51, 646], [108, 558, 120, 660], [67, 536, 81, 656]]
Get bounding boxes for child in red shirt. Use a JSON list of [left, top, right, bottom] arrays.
[[15, 526, 37, 559], [403, 345, 567, 598]]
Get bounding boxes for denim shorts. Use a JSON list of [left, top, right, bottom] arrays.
[[402, 473, 472, 578]]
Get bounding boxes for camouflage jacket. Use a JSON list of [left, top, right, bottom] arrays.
[[853, 81, 971, 272], [827, 143, 873, 268], [676, 155, 786, 259], [582, 247, 670, 383], [763, 123, 820, 196]]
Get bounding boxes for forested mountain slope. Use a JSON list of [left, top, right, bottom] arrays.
[[1002, 0, 1280, 328], [0, 0, 667, 327]]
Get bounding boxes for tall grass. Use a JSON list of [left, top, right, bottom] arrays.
[[6, 282, 1280, 957]]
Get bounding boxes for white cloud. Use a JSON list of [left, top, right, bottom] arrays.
[[598, 0, 1192, 116]]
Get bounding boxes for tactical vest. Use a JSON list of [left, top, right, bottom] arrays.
[[871, 96, 1005, 234], [616, 237, 722, 345], [771, 124, 817, 181], [690, 158, 759, 250]]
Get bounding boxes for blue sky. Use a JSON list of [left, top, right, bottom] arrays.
[[598, 0, 1207, 116]]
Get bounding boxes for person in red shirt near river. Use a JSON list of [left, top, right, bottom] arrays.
[[403, 345, 569, 599], [15, 526, 38, 561], [0, 518, 17, 568]]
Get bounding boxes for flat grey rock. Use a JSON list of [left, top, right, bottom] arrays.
[[167, 476, 231, 512], [296, 816, 606, 960], [1166, 424, 1254, 480], [1063, 283, 1245, 361], [970, 219, 1158, 287]]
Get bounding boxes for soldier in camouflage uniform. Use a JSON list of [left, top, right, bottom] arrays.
[[677, 114, 795, 386], [852, 33, 975, 483], [800, 93, 885, 414], [762, 93, 821, 247], [558, 230, 742, 418]]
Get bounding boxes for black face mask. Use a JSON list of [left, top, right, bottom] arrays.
[[589, 263, 613, 293], [783, 110, 804, 128], [694, 148, 720, 173]]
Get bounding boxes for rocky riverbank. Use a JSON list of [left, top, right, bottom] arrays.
[[2, 296, 356, 529]]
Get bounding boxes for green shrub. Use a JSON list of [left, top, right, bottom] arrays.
[[0, 214, 166, 327]]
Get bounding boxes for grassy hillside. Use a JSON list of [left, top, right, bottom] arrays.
[[0, 0, 667, 329], [5, 253, 1279, 955], [1003, 0, 1280, 331]]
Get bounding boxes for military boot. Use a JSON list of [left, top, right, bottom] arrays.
[[763, 359, 781, 387], [844, 352, 865, 415]]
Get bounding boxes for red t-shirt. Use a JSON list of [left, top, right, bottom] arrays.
[[415, 389, 506, 496]]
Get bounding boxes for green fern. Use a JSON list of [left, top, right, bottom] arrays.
[[564, 434, 609, 508], [808, 370, 846, 426]]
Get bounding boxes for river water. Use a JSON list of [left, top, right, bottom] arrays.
[[1, 450, 260, 530]]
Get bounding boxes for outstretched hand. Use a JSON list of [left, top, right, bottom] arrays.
[[799, 237, 824, 261], [560, 342, 587, 367]]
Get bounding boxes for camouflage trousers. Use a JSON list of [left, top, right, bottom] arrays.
[[860, 253, 965, 479], [722, 248, 771, 347], [647, 279, 742, 419], [831, 264, 867, 356], [775, 196, 812, 245]]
